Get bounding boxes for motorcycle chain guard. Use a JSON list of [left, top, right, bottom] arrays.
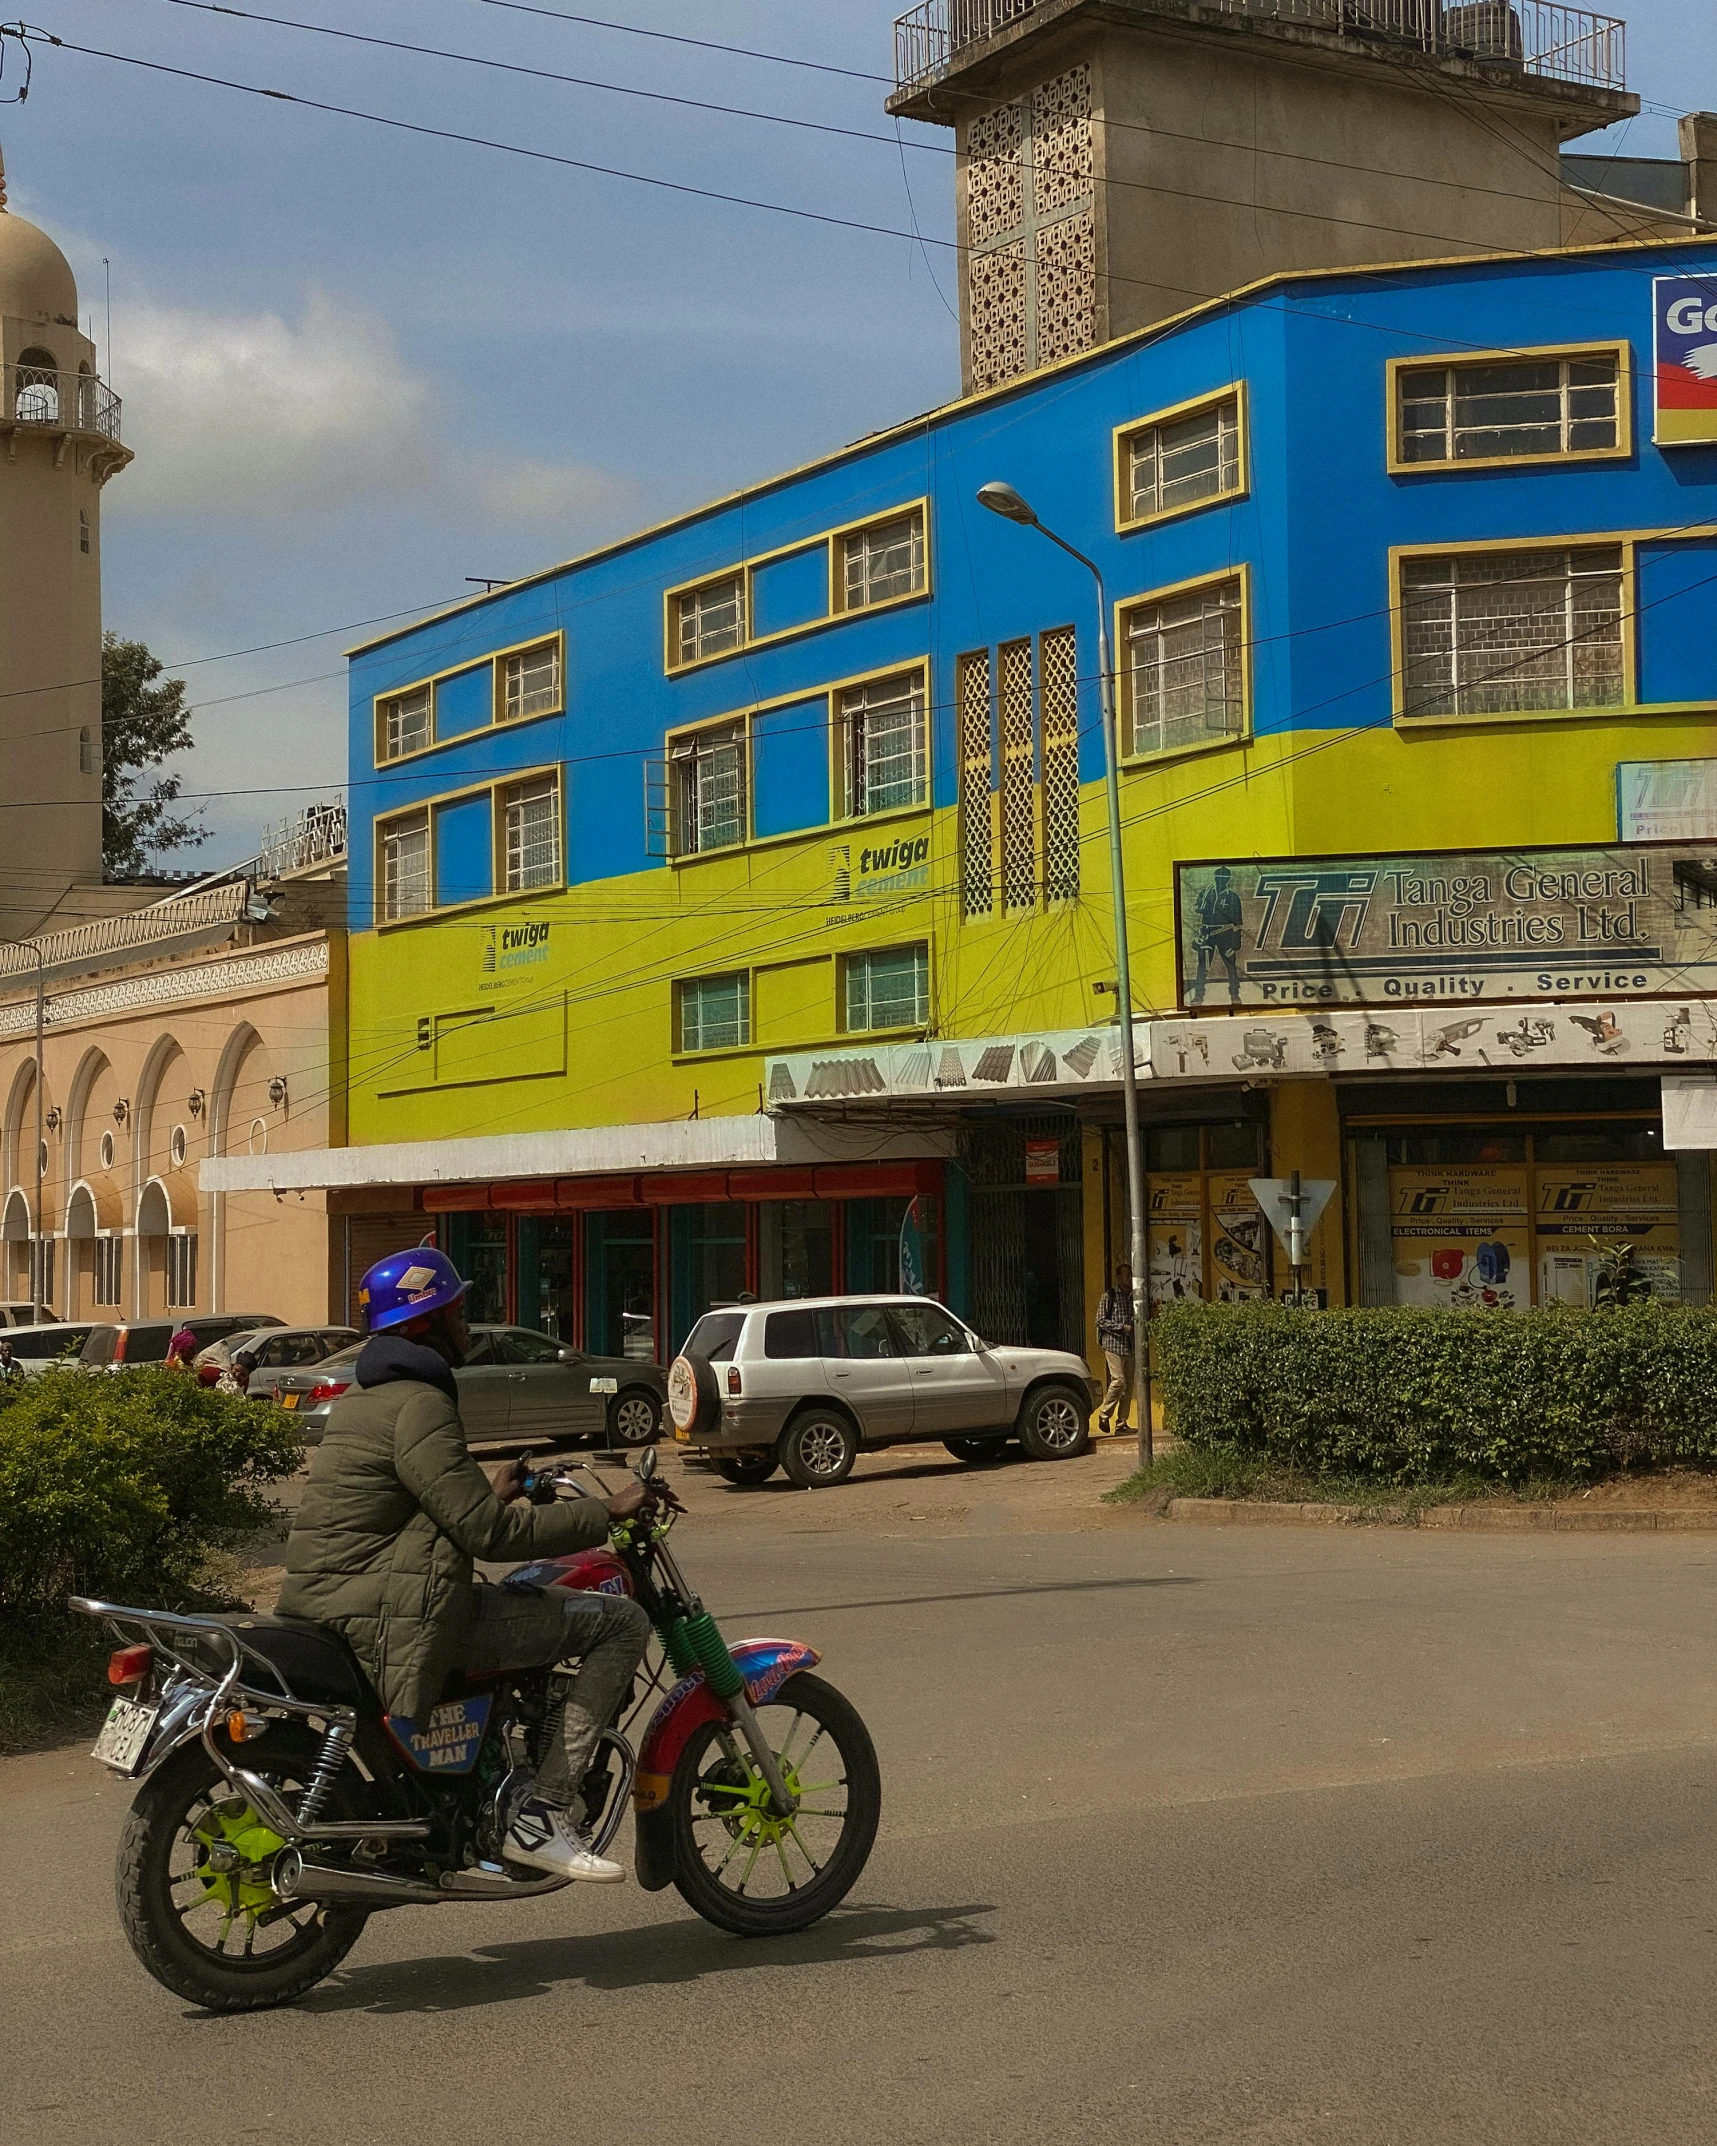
[[631, 1639, 820, 1892]]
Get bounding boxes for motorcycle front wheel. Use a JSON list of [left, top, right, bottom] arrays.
[[668, 1671, 880, 1937], [116, 1726, 369, 2012]]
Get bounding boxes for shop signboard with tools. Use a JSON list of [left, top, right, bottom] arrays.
[[1389, 1164, 1532, 1311], [1175, 842, 1717, 1009], [1535, 1163, 1682, 1306]]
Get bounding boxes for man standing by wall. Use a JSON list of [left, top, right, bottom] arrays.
[[1096, 1263, 1135, 1435]]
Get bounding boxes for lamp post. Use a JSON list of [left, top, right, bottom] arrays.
[[976, 481, 1151, 1464], [0, 937, 47, 1323]]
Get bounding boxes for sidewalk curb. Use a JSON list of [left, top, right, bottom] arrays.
[[1162, 1497, 1717, 1533]]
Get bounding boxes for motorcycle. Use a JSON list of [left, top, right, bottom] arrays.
[[71, 1448, 880, 2013]]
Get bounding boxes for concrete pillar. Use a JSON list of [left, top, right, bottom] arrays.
[[1681, 112, 1717, 224]]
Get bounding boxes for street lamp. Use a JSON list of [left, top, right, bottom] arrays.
[[0, 937, 48, 1323], [976, 481, 1152, 1463]]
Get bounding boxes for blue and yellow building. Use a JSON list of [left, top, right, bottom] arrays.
[[197, 225, 1717, 1385]]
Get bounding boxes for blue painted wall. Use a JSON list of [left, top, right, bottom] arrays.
[[348, 240, 1717, 923]]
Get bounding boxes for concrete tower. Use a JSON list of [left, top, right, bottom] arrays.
[[0, 142, 131, 940], [889, 0, 1651, 397]]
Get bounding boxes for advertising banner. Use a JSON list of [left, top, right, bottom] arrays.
[[1618, 761, 1717, 844], [1534, 1163, 1681, 1306], [1389, 1164, 1530, 1311], [1653, 274, 1717, 447], [1207, 1172, 1271, 1301], [1175, 842, 1717, 1008], [1147, 1175, 1203, 1308]]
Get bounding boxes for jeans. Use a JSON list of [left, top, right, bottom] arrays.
[[1098, 1348, 1134, 1431], [453, 1584, 652, 1809]]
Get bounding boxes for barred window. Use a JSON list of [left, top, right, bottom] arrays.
[[379, 687, 431, 762], [841, 510, 925, 611], [671, 724, 746, 855], [845, 945, 929, 1033], [1399, 354, 1619, 465], [502, 638, 561, 722], [1125, 395, 1241, 523], [675, 575, 745, 665], [502, 776, 561, 891], [678, 971, 751, 1053], [380, 811, 430, 921], [1123, 577, 1245, 758], [167, 1233, 198, 1310], [1400, 546, 1625, 719], [840, 671, 927, 818], [94, 1236, 122, 1307]]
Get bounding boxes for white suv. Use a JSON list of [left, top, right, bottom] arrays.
[[666, 1295, 1099, 1489]]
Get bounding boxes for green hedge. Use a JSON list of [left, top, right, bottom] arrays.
[[0, 1367, 303, 1617], [1153, 1301, 1717, 1484]]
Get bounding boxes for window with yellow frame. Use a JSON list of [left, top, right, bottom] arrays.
[[664, 501, 930, 673], [1114, 386, 1247, 533], [372, 630, 566, 767], [1394, 539, 1629, 722], [1387, 343, 1630, 472], [1117, 569, 1250, 762]]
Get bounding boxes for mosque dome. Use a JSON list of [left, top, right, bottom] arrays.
[[0, 147, 79, 325]]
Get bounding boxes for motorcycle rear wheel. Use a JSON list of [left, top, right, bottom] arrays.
[[116, 1726, 369, 2012], [668, 1671, 879, 1937]]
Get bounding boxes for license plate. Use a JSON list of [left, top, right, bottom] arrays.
[[280, 1391, 299, 1410], [92, 1696, 161, 1775]]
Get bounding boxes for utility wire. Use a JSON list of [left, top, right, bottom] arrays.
[[24, 31, 1714, 335]]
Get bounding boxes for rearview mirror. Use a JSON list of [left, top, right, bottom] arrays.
[[635, 1447, 657, 1483], [559, 1347, 578, 1364]]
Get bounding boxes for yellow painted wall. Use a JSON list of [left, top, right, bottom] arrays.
[[348, 710, 1717, 1145]]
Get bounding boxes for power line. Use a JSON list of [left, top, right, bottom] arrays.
[[29, 29, 1714, 339], [143, 0, 1670, 256]]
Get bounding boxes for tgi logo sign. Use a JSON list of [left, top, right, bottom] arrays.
[[1653, 274, 1717, 447]]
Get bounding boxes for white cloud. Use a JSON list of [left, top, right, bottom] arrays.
[[110, 291, 636, 533]]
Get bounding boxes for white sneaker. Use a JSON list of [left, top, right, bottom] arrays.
[[503, 1798, 626, 1883]]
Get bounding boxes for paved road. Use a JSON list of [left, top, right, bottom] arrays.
[[9, 1483, 1717, 2145]]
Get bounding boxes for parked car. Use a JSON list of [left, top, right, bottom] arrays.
[[193, 1324, 359, 1401], [666, 1295, 1101, 1489], [0, 1301, 48, 1327], [280, 1324, 667, 1450], [78, 1314, 285, 1368], [1, 1320, 98, 1374]]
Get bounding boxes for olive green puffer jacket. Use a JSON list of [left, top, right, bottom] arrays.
[[278, 1338, 610, 1723]]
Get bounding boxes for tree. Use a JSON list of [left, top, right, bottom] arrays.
[[100, 632, 209, 877]]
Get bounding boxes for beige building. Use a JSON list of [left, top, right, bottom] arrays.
[[889, 0, 1713, 395], [0, 824, 349, 1326], [0, 142, 135, 942], [0, 151, 354, 1329]]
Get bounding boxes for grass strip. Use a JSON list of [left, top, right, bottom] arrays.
[[1103, 1444, 1576, 1518]]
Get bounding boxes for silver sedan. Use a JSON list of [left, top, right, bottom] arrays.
[[276, 1324, 667, 1451]]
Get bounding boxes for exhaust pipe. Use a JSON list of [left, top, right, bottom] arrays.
[[274, 1847, 444, 1909]]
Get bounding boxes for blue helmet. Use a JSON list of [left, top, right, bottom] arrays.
[[358, 1246, 468, 1333]]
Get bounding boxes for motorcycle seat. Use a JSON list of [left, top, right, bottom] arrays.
[[217, 1614, 381, 1713]]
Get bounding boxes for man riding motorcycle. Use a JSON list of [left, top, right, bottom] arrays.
[[277, 1247, 652, 1883]]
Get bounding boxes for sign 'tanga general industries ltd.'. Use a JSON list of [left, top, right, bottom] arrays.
[[1176, 842, 1717, 1009]]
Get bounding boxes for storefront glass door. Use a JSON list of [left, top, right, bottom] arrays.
[[585, 1210, 656, 1360]]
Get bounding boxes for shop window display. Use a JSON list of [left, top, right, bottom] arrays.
[[1382, 1121, 1681, 1309]]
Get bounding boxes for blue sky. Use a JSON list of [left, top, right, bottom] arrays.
[[2, 0, 1711, 868]]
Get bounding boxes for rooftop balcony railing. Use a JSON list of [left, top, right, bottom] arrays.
[[2, 365, 124, 444], [894, 0, 1626, 96]]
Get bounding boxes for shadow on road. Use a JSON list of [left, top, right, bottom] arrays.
[[296, 1900, 998, 2017], [728, 1573, 1199, 1619]]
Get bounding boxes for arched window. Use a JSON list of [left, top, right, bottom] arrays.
[[14, 347, 60, 424]]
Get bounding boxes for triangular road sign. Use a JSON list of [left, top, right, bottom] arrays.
[[1249, 1178, 1337, 1254]]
